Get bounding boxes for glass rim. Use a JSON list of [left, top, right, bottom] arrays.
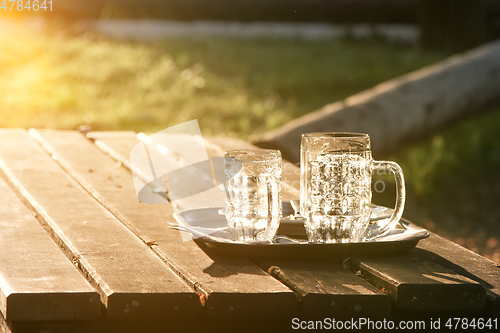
[[225, 148, 282, 161], [302, 132, 369, 139]]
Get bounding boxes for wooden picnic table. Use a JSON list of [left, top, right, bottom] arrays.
[[0, 129, 498, 333]]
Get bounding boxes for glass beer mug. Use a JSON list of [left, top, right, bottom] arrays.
[[300, 132, 405, 243]]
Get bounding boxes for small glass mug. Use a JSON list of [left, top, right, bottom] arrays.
[[224, 149, 282, 242], [300, 132, 405, 243]]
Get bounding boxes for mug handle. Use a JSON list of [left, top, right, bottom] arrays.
[[367, 160, 406, 239]]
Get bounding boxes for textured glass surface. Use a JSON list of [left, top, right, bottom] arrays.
[[300, 132, 405, 243], [304, 153, 372, 243]]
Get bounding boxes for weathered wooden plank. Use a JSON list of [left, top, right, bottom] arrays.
[[0, 312, 12, 333], [416, 233, 500, 313], [265, 262, 391, 319], [33, 129, 298, 319], [0, 179, 99, 322], [10, 316, 303, 333], [0, 129, 200, 320], [0, 176, 100, 322], [345, 251, 486, 311]]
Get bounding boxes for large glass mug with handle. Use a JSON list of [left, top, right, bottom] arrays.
[[300, 132, 405, 243]]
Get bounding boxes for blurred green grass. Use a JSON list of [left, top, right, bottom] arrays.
[[2, 25, 500, 201], [0, 27, 445, 140], [393, 107, 500, 197]]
